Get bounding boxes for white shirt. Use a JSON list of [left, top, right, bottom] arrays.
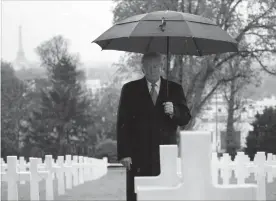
[[146, 78, 161, 95]]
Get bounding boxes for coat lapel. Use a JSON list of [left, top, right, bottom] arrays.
[[140, 77, 155, 107]]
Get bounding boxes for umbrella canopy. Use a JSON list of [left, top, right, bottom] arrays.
[[93, 10, 238, 56]]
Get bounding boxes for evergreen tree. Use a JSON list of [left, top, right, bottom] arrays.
[[26, 36, 92, 157], [245, 107, 276, 160], [1, 61, 26, 157]]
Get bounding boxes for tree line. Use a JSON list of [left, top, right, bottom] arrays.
[[1, 35, 119, 161], [1, 0, 276, 161]]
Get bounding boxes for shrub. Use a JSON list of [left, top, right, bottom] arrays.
[[94, 138, 118, 163], [244, 107, 276, 159]]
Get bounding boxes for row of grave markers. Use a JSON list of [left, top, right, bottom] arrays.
[[3, 132, 275, 201], [134, 131, 276, 200], [212, 151, 276, 185], [0, 155, 108, 201]]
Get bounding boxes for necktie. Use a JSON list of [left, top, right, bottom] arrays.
[[150, 83, 158, 105]]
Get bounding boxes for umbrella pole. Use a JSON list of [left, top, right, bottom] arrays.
[[166, 36, 169, 98]]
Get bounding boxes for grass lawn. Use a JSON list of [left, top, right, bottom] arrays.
[[1, 167, 276, 200]]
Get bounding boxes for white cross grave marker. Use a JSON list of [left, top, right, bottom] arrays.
[[136, 131, 261, 200], [135, 145, 180, 193]]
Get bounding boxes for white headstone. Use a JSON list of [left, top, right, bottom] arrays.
[[136, 131, 260, 200], [135, 145, 180, 193]]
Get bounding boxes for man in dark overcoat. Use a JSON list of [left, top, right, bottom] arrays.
[[116, 52, 191, 201]]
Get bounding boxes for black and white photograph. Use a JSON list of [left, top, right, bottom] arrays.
[[1, 0, 276, 200]]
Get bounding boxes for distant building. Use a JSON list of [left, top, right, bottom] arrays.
[[241, 96, 276, 119], [195, 93, 276, 153], [85, 79, 108, 95]]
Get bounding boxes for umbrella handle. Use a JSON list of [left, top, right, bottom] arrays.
[[166, 36, 169, 98]]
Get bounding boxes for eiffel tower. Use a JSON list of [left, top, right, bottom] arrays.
[[14, 25, 29, 70]]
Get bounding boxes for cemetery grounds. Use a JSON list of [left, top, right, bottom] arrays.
[[1, 167, 276, 200]]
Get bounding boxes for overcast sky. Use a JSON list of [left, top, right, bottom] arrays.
[[1, 0, 123, 67], [1, 1, 274, 69]]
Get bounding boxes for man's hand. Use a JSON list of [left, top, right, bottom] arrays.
[[120, 157, 132, 170], [163, 102, 174, 117]]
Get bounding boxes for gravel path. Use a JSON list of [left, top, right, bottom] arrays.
[[57, 168, 126, 200]]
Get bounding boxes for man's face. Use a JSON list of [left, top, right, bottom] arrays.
[[142, 56, 162, 83]]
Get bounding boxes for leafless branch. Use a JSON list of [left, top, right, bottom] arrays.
[[180, 0, 185, 12], [215, 53, 239, 69], [197, 74, 241, 111], [222, 0, 244, 31], [223, 89, 230, 102], [194, 0, 201, 14], [250, 24, 276, 30], [188, 0, 192, 13], [246, 32, 275, 38], [235, 2, 276, 42], [226, 0, 244, 21], [233, 98, 241, 111], [233, 115, 240, 122], [185, 67, 202, 98], [253, 54, 276, 75]]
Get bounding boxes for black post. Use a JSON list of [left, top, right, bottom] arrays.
[[166, 36, 169, 98]]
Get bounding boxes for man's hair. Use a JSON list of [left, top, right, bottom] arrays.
[[141, 52, 163, 66]]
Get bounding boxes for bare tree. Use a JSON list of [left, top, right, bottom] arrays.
[[112, 0, 276, 129], [220, 57, 260, 155]]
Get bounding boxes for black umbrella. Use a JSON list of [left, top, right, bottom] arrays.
[[92, 10, 238, 96]]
